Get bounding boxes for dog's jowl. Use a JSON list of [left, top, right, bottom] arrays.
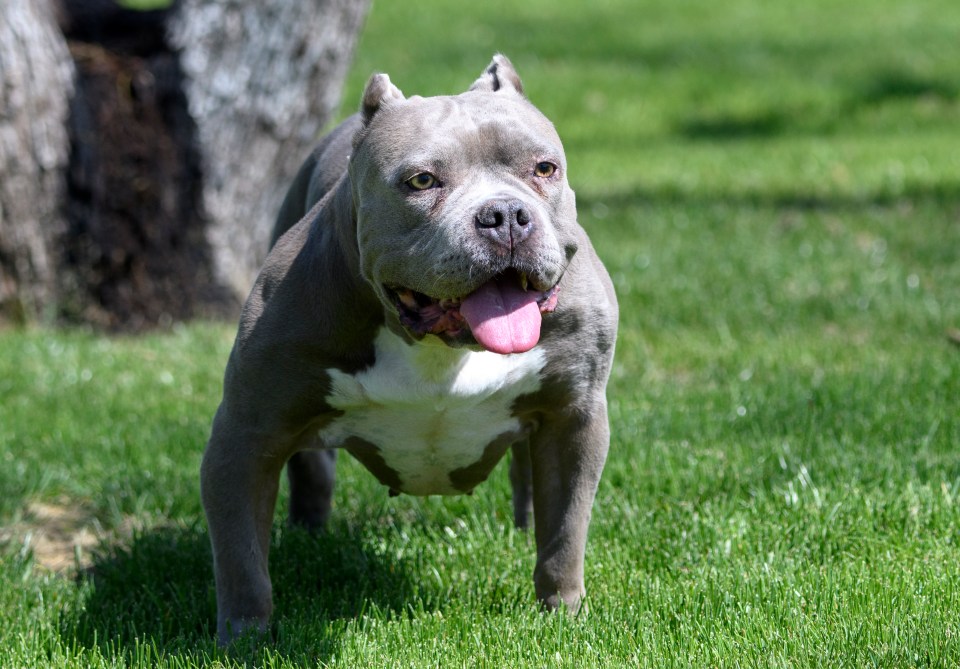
[[202, 55, 618, 643]]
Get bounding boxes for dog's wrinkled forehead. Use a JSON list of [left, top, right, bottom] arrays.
[[365, 97, 564, 175], [351, 55, 565, 177]]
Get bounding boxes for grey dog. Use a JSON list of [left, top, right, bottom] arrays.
[[202, 55, 618, 642]]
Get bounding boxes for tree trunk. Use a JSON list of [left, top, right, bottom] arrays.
[[0, 0, 368, 327], [168, 0, 371, 300], [0, 0, 75, 323]]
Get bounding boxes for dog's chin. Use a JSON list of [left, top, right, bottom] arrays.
[[383, 268, 560, 352], [405, 325, 483, 350]]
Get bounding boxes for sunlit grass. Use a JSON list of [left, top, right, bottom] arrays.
[[2, 0, 959, 666]]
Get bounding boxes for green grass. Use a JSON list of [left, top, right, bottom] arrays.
[[3, 0, 960, 666]]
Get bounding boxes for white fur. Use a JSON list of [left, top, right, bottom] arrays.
[[318, 327, 545, 495]]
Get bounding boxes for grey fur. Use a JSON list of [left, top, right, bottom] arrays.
[[202, 55, 618, 643]]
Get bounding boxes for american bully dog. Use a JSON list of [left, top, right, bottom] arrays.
[[202, 54, 618, 642]]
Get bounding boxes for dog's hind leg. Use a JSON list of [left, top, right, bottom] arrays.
[[510, 439, 534, 530], [287, 447, 338, 530]]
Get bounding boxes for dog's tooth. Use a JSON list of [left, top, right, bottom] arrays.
[[520, 273, 529, 291], [398, 290, 419, 309]]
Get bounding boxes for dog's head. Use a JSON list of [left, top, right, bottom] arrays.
[[349, 55, 579, 354]]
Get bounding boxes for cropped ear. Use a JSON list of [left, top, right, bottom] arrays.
[[469, 54, 524, 96], [360, 73, 406, 125]]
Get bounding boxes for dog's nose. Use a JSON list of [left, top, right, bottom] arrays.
[[475, 198, 532, 249]]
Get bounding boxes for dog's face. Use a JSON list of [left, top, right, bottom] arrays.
[[348, 57, 580, 355]]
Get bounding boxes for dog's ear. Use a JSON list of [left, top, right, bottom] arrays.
[[469, 54, 524, 96], [361, 73, 405, 125]]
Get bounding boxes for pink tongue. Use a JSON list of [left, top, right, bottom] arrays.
[[460, 276, 542, 354]]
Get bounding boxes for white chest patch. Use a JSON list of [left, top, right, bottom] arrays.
[[318, 327, 546, 495]]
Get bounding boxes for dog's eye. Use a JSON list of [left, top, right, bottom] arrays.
[[406, 173, 437, 190], [534, 162, 557, 178]]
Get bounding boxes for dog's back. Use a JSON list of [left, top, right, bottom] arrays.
[[270, 114, 363, 248]]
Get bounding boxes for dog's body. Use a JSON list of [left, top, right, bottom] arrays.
[[203, 56, 618, 642]]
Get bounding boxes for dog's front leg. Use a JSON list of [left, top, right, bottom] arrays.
[[201, 412, 288, 644], [529, 401, 610, 613]]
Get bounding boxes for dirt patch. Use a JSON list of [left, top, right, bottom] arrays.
[[948, 328, 960, 348], [1, 500, 134, 573]]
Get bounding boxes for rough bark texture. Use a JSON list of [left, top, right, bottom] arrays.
[[0, 0, 75, 323], [168, 0, 371, 300], [60, 39, 229, 329], [0, 0, 368, 328], [56, 0, 238, 329]]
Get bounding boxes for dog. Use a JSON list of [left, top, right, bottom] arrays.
[[202, 54, 618, 643]]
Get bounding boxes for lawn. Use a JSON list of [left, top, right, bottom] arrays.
[[2, 0, 960, 666]]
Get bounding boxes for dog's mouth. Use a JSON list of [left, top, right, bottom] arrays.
[[386, 269, 559, 354]]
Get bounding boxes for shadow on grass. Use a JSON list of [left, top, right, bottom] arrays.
[[858, 69, 958, 105], [672, 68, 958, 143], [576, 178, 960, 215], [676, 109, 788, 141], [60, 520, 420, 664]]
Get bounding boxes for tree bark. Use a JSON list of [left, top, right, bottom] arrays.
[[0, 0, 75, 323], [0, 0, 369, 327], [168, 0, 371, 300]]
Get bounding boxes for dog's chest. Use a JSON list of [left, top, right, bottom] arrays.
[[318, 327, 545, 495]]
